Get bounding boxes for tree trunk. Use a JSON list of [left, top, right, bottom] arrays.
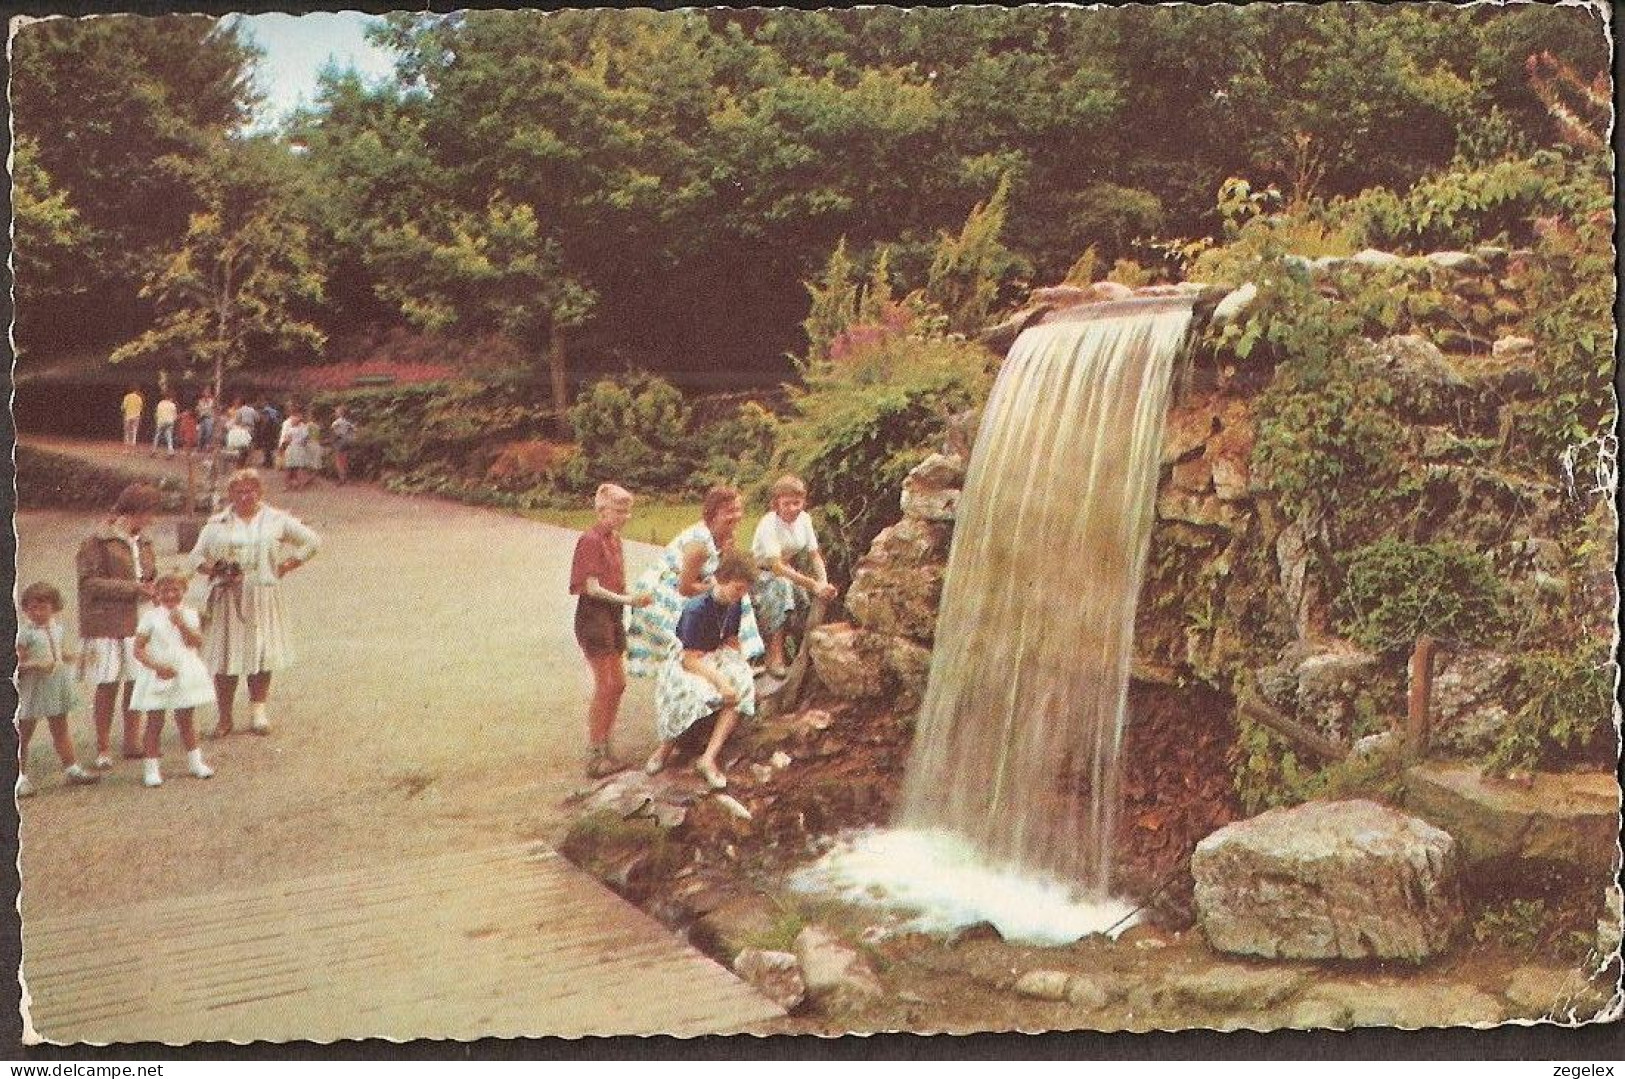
[[547, 321, 571, 440]]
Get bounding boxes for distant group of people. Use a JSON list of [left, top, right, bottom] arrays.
[[16, 474, 320, 796], [570, 476, 837, 789], [118, 386, 358, 489]]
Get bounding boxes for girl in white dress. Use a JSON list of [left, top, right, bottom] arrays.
[[131, 574, 216, 788], [749, 475, 839, 677], [187, 469, 321, 736]]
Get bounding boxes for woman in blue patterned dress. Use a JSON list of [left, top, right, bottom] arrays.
[[625, 486, 764, 678]]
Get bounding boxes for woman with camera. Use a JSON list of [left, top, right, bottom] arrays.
[[187, 468, 321, 737]]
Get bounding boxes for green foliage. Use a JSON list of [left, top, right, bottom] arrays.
[[1472, 898, 1550, 953], [13, 446, 186, 514], [565, 373, 698, 492], [11, 15, 260, 350], [1336, 537, 1507, 654], [1230, 717, 1404, 815], [1483, 649, 1616, 776], [692, 402, 781, 495], [314, 376, 543, 479], [923, 172, 1026, 334], [110, 136, 328, 390], [779, 326, 992, 584]]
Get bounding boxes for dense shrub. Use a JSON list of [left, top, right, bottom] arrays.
[[1335, 537, 1508, 654], [778, 329, 994, 584], [1483, 648, 1617, 776], [15, 445, 187, 513], [564, 372, 697, 492]]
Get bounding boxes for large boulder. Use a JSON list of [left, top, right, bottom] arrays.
[[1192, 799, 1462, 961], [733, 949, 806, 1012], [1402, 764, 1621, 879], [805, 623, 888, 700], [1354, 335, 1466, 417]]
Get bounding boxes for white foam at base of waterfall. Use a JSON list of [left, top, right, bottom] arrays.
[[788, 826, 1141, 946]]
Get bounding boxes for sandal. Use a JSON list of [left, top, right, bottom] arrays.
[[584, 744, 625, 779], [696, 760, 728, 791]]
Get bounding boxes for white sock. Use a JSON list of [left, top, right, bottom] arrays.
[[187, 748, 213, 778], [143, 758, 163, 787], [251, 703, 268, 724]]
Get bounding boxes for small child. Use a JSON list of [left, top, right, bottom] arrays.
[[130, 573, 216, 788], [15, 583, 100, 797], [646, 549, 759, 790], [570, 483, 653, 777], [327, 406, 357, 485], [750, 474, 838, 677]]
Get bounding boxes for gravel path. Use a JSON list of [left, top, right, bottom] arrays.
[[16, 441, 661, 920]]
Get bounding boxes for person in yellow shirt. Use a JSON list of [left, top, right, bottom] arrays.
[[120, 387, 144, 450]]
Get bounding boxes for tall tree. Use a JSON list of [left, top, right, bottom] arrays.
[[10, 15, 260, 350], [110, 137, 326, 406]]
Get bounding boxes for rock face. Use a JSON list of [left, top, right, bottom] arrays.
[[1425, 650, 1515, 754], [1192, 799, 1463, 961], [793, 926, 884, 1013]]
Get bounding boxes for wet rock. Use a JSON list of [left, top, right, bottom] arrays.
[[1357, 335, 1466, 410], [904, 452, 967, 492], [1162, 964, 1310, 1011], [806, 623, 888, 700], [1169, 455, 1213, 494], [1298, 981, 1506, 1028], [794, 926, 885, 1013], [1503, 966, 1609, 1021], [899, 485, 959, 522], [733, 949, 806, 1012], [1402, 764, 1621, 877], [1492, 335, 1536, 359], [1286, 997, 1351, 1030], [1210, 282, 1258, 325], [878, 635, 933, 709], [943, 409, 982, 459], [1012, 969, 1071, 1001], [1351, 249, 1404, 268], [868, 515, 953, 566], [979, 305, 1050, 356], [1192, 799, 1462, 961], [948, 921, 1005, 946], [1425, 650, 1514, 755]]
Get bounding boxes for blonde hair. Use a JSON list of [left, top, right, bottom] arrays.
[[225, 468, 264, 494], [594, 483, 634, 512], [769, 474, 808, 506]]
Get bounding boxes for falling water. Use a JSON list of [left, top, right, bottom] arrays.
[[792, 297, 1195, 941]]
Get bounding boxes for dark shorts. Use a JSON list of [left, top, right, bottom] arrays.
[[574, 597, 627, 658]]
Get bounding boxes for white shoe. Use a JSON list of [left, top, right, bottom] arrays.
[[63, 765, 100, 787], [188, 758, 214, 780], [15, 775, 36, 799], [93, 753, 114, 770], [250, 714, 271, 735], [143, 760, 163, 788]]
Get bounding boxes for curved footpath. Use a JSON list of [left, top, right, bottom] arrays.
[[12, 441, 785, 1040]]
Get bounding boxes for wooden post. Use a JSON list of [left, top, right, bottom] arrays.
[[1406, 635, 1436, 759]]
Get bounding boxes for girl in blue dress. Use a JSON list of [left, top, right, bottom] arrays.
[[15, 582, 99, 797], [645, 550, 759, 790]]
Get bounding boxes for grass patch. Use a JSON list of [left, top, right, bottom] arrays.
[[521, 498, 703, 546]]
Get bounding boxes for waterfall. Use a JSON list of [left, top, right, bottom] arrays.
[[898, 296, 1194, 893], [791, 297, 1194, 942]]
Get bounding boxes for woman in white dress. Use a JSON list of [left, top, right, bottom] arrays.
[[131, 573, 216, 787], [278, 406, 321, 491], [187, 469, 321, 737]]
